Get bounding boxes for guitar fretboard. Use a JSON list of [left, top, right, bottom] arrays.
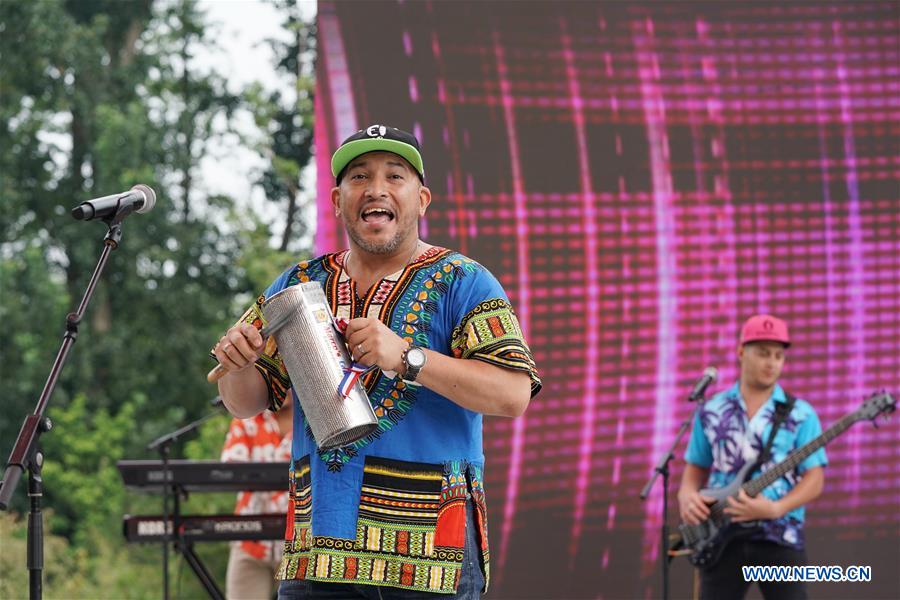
[[742, 412, 860, 497]]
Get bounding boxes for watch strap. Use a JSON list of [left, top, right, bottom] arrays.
[[402, 344, 424, 382]]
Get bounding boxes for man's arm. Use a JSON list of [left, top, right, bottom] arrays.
[[214, 323, 269, 418], [724, 466, 825, 522], [678, 463, 714, 525], [344, 317, 533, 417], [413, 349, 531, 417]]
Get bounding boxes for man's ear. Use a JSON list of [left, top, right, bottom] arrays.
[[418, 185, 432, 216], [331, 187, 341, 216]]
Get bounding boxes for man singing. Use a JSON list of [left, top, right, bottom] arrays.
[[212, 124, 541, 599]]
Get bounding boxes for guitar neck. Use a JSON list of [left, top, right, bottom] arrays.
[[743, 411, 859, 497]]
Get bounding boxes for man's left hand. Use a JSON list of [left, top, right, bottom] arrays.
[[344, 317, 408, 373], [723, 489, 782, 522]]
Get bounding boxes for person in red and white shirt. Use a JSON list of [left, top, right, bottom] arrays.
[[220, 398, 292, 600]]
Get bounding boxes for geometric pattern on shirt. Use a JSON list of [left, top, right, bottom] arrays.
[[355, 457, 447, 564], [276, 550, 462, 594], [277, 455, 477, 594], [237, 249, 540, 473], [358, 457, 443, 529], [433, 460, 468, 556], [299, 248, 482, 472], [280, 458, 312, 559], [290, 456, 312, 550], [450, 298, 542, 396]]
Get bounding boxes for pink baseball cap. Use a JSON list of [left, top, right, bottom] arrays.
[[740, 314, 791, 347]]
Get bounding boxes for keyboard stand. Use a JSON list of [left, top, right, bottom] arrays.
[[178, 538, 224, 600], [170, 484, 224, 600]]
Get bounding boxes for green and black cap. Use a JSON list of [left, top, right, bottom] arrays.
[[331, 124, 425, 184]]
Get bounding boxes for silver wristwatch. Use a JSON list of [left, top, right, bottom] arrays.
[[402, 344, 427, 382]]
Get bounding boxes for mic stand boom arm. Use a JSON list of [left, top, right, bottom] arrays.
[[0, 213, 128, 600]]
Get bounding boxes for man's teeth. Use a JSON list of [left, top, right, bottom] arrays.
[[363, 209, 393, 220]]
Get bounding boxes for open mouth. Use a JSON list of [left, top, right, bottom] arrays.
[[361, 207, 395, 224]]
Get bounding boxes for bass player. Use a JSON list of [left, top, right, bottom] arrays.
[[678, 314, 827, 599]]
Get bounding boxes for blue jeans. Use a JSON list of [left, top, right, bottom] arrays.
[[278, 499, 484, 599]]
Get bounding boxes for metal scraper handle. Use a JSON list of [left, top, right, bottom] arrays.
[[205, 309, 293, 383]]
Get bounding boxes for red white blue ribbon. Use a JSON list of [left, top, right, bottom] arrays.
[[338, 362, 376, 398], [333, 316, 376, 397]]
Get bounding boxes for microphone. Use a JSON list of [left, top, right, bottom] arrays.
[[210, 396, 224, 408], [688, 366, 718, 401], [71, 184, 157, 221]]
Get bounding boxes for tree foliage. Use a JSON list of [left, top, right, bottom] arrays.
[[250, 0, 316, 252], [0, 0, 313, 595]]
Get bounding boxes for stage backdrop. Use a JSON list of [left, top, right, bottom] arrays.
[[314, 2, 899, 598]]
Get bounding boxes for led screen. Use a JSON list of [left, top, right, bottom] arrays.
[[315, 2, 899, 597]]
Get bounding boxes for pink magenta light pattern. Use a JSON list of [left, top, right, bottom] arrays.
[[315, 2, 899, 598]]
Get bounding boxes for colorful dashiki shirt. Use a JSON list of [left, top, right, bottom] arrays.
[[231, 246, 541, 594], [685, 382, 828, 550], [220, 412, 292, 560]]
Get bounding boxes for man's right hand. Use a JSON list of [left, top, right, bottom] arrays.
[[213, 323, 265, 376], [678, 489, 716, 525]]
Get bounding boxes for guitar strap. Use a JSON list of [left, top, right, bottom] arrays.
[[756, 392, 796, 469]]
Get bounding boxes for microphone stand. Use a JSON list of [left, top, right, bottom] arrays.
[[145, 402, 224, 600], [0, 215, 128, 600], [640, 395, 706, 600]]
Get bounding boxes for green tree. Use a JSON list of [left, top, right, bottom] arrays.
[[249, 0, 316, 254], [0, 0, 315, 594]]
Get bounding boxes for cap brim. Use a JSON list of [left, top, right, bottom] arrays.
[[742, 337, 791, 348], [331, 139, 424, 180]]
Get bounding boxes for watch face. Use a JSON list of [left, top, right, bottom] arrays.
[[407, 347, 426, 368]]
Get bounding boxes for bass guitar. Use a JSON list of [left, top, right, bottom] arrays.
[[679, 391, 895, 568]]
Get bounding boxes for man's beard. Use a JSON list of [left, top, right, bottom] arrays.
[[345, 217, 412, 255]]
